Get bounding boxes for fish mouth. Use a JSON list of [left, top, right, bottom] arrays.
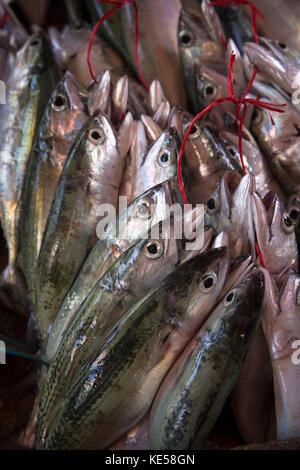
[[262, 191, 281, 228], [243, 41, 285, 75]]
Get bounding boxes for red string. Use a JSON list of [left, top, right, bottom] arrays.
[[220, 32, 227, 48], [210, 0, 264, 44], [178, 53, 286, 203], [88, 0, 149, 90], [255, 240, 266, 268], [177, 53, 286, 271], [0, 11, 8, 28]]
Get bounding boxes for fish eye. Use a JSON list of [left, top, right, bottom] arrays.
[[30, 38, 41, 47], [225, 289, 236, 305], [88, 128, 105, 145], [277, 41, 288, 50], [51, 94, 68, 112], [200, 272, 217, 292], [289, 208, 300, 224], [186, 122, 201, 140], [135, 199, 152, 219], [203, 83, 217, 100], [227, 146, 237, 157], [206, 196, 219, 215], [282, 214, 295, 234], [179, 30, 194, 47], [144, 240, 163, 259], [158, 150, 172, 167]]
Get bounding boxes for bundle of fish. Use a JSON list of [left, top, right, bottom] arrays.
[[0, 0, 299, 451]]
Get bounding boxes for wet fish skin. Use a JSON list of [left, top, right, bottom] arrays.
[[45, 179, 184, 359], [195, 65, 240, 121], [0, 31, 58, 293], [262, 269, 300, 441], [20, 72, 88, 302], [35, 112, 125, 341], [85, 0, 128, 62], [243, 38, 300, 96], [220, 127, 286, 201], [243, 0, 300, 53], [40, 216, 204, 430], [169, 107, 241, 204], [251, 191, 298, 280], [249, 84, 300, 196], [121, 0, 191, 108], [37, 248, 229, 450], [49, 25, 128, 88], [178, 8, 225, 112], [130, 127, 181, 203], [149, 269, 264, 450]]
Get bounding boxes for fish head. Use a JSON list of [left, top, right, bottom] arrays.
[[252, 191, 298, 277], [81, 112, 118, 176], [178, 9, 223, 68], [135, 127, 180, 193], [243, 38, 299, 93], [17, 31, 54, 76], [204, 170, 241, 232], [164, 247, 229, 332], [106, 179, 184, 253], [44, 72, 88, 165], [49, 24, 91, 67], [195, 65, 228, 109], [125, 213, 194, 293], [215, 268, 265, 341]]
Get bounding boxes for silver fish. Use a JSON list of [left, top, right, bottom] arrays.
[[149, 268, 264, 450]]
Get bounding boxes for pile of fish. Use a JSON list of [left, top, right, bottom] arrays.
[[0, 0, 300, 450]]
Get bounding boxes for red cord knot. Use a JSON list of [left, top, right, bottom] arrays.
[[88, 0, 149, 90], [0, 11, 8, 28], [177, 52, 286, 204], [210, 0, 264, 44]]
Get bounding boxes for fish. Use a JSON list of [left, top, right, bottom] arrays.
[[85, 0, 128, 62], [204, 170, 255, 258], [0, 31, 58, 312], [261, 268, 300, 441], [168, 107, 241, 204], [213, 3, 253, 53], [109, 415, 150, 450], [220, 127, 286, 200], [119, 120, 147, 200], [130, 127, 181, 203], [243, 0, 300, 53], [251, 191, 298, 280], [149, 268, 264, 450], [40, 215, 206, 429], [248, 82, 300, 196], [37, 247, 229, 450], [243, 37, 300, 96], [45, 179, 185, 359], [231, 324, 276, 444], [120, 0, 195, 108], [35, 112, 130, 341], [178, 8, 225, 111], [48, 25, 128, 88], [20, 72, 89, 303], [195, 64, 248, 132]]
